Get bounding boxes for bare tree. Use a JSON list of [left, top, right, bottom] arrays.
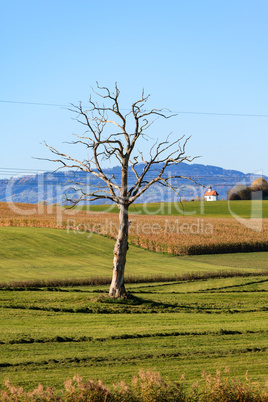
[[45, 84, 197, 297]]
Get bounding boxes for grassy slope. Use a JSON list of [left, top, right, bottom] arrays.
[[0, 227, 268, 283], [82, 200, 268, 218], [0, 276, 267, 390]]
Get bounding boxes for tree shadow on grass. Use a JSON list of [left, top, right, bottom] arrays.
[[97, 292, 178, 309]]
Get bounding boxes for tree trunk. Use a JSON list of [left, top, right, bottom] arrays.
[[109, 203, 129, 297]]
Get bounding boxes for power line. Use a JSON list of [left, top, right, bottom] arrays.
[[0, 174, 261, 186], [0, 99, 268, 118], [0, 166, 263, 179], [0, 170, 260, 181], [0, 167, 47, 172], [176, 111, 268, 118], [0, 100, 67, 107]]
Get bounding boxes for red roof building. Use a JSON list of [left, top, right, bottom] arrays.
[[204, 186, 219, 201], [204, 190, 219, 196]]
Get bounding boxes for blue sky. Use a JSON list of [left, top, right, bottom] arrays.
[[1, 0, 268, 178]]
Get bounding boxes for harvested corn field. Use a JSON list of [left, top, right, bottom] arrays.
[[0, 202, 267, 255]]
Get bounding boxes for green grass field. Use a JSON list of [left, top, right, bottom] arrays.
[[1, 277, 268, 390], [81, 199, 268, 218], [0, 227, 268, 284], [0, 226, 268, 391]]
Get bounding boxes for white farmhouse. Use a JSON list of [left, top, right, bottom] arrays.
[[204, 186, 219, 201]]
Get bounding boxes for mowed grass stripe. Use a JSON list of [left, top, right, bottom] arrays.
[[2, 352, 266, 392], [1, 328, 268, 345], [1, 331, 268, 389], [2, 347, 268, 369], [1, 309, 267, 341], [1, 277, 268, 314]]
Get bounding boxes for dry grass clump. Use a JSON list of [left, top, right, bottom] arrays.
[[0, 370, 267, 401], [191, 369, 268, 402], [130, 370, 187, 401], [0, 371, 186, 401]]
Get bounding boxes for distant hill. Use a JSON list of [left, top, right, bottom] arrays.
[[0, 162, 267, 204]]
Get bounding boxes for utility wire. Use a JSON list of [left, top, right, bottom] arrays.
[[0, 167, 262, 179], [0, 99, 268, 118], [0, 100, 67, 107], [0, 170, 259, 180], [0, 167, 47, 172]]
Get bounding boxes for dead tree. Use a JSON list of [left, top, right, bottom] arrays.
[[44, 83, 197, 297]]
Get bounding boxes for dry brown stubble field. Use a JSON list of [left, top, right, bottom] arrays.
[[1, 202, 267, 255]]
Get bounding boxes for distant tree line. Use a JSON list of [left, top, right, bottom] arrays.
[[228, 178, 268, 200]]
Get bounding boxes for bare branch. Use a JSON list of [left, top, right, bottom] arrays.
[[43, 83, 199, 209]]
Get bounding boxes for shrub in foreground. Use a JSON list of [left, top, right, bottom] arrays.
[[0, 370, 267, 401]]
